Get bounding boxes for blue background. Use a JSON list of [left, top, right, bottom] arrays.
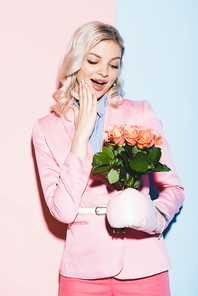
[[117, 1, 198, 295]]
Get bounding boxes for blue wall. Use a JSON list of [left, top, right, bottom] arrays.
[[116, 1, 198, 295]]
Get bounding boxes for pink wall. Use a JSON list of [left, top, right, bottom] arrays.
[[0, 1, 116, 295]]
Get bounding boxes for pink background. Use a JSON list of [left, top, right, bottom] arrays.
[[0, 1, 116, 295]]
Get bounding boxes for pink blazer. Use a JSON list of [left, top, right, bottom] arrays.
[[32, 99, 184, 280]]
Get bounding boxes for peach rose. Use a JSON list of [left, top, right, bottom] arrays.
[[137, 129, 155, 149], [111, 127, 125, 145], [123, 125, 139, 146], [105, 125, 125, 145], [104, 125, 117, 141], [150, 129, 163, 146], [137, 126, 149, 131]]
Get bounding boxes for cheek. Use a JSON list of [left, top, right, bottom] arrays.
[[110, 68, 120, 81], [77, 70, 85, 83], [77, 65, 95, 82]]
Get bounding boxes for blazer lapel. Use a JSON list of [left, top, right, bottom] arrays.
[[60, 107, 75, 141], [61, 107, 94, 163]]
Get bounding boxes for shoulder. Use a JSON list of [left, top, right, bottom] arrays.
[[119, 98, 152, 110], [116, 99, 154, 116], [32, 112, 62, 142], [33, 112, 61, 131], [106, 98, 157, 127], [38, 112, 61, 125]]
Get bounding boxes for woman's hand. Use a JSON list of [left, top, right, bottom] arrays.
[[70, 80, 97, 160]]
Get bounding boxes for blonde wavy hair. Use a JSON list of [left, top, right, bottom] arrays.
[[51, 21, 125, 117]]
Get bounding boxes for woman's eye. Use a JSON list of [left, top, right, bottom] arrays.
[[87, 60, 97, 65], [111, 65, 119, 69]]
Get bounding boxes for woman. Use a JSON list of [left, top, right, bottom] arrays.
[[33, 21, 184, 296]]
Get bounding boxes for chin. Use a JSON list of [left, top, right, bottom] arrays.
[[97, 89, 108, 99]]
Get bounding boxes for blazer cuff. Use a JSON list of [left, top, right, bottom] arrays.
[[154, 209, 166, 234]]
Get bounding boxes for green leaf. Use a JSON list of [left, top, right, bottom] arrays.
[[148, 163, 171, 172], [120, 167, 127, 180], [108, 169, 119, 184], [117, 145, 125, 154], [125, 143, 133, 154], [120, 151, 128, 161], [92, 165, 112, 174], [133, 180, 141, 189], [120, 151, 131, 170], [129, 152, 148, 172], [92, 153, 111, 166], [115, 158, 123, 166], [147, 147, 161, 167], [103, 141, 115, 151], [129, 176, 134, 187], [126, 173, 131, 181], [114, 150, 118, 157], [131, 145, 141, 156], [102, 146, 115, 159]]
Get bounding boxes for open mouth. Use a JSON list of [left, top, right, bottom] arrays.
[[91, 79, 107, 85], [90, 79, 108, 92]]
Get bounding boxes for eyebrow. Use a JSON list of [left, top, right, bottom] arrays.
[[88, 53, 121, 61]]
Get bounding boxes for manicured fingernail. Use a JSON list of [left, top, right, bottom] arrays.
[[81, 80, 84, 85], [85, 84, 88, 89], [79, 82, 82, 87]]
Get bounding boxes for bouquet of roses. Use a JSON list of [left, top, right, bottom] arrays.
[[92, 125, 171, 190]]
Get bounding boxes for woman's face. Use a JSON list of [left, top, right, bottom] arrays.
[[77, 40, 122, 99]]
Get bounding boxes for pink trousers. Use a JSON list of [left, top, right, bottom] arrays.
[[59, 271, 170, 296]]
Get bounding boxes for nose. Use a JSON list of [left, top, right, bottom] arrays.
[[97, 64, 108, 77]]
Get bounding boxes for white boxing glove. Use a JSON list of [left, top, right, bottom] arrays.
[[106, 188, 158, 234]]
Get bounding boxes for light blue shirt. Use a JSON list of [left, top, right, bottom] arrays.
[[73, 95, 107, 154], [89, 95, 107, 154]]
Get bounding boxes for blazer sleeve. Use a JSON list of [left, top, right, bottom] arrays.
[[142, 100, 185, 228], [32, 119, 92, 224]]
